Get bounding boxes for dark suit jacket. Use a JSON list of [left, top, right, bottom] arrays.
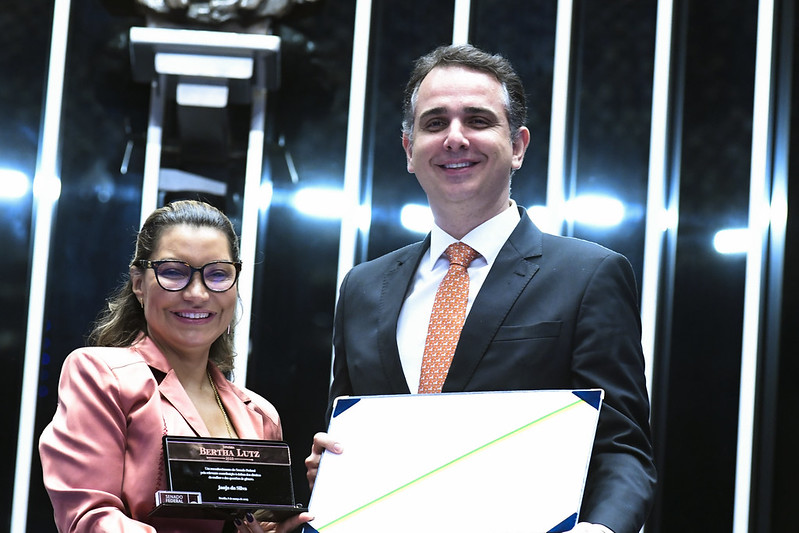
[[329, 207, 656, 533]]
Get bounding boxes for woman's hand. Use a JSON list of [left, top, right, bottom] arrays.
[[234, 511, 314, 533]]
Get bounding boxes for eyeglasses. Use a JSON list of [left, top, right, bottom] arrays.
[[137, 260, 242, 292]]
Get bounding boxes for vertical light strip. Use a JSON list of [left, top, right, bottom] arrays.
[[233, 82, 268, 386], [139, 78, 164, 226], [11, 0, 70, 531], [545, 0, 574, 236], [734, 0, 775, 531], [336, 0, 372, 295], [452, 0, 471, 45], [640, 0, 674, 401]]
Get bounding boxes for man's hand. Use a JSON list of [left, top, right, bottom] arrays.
[[305, 432, 343, 491]]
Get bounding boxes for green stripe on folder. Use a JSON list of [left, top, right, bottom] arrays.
[[316, 398, 585, 531]]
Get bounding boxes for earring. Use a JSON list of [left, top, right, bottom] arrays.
[[140, 299, 144, 308], [226, 324, 231, 335]]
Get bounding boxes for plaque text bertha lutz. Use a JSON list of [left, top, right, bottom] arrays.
[[149, 436, 306, 522]]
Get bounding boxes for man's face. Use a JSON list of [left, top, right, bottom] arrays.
[[403, 66, 529, 222]]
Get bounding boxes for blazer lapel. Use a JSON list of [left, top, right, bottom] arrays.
[[444, 211, 543, 391], [157, 370, 209, 436], [210, 367, 268, 440], [377, 239, 429, 394], [132, 336, 210, 436]]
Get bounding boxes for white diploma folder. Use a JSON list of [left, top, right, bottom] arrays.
[[303, 389, 603, 533]]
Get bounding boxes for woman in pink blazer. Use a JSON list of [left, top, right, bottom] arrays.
[[39, 200, 312, 533]]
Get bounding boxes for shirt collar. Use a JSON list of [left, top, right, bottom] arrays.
[[428, 200, 521, 269]]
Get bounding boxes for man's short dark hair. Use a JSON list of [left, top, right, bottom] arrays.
[[402, 44, 528, 142]]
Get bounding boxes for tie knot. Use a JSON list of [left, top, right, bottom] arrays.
[[444, 242, 479, 268]]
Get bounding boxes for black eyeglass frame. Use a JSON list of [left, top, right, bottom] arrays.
[[136, 259, 242, 293]]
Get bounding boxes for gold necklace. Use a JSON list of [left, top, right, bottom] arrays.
[[207, 371, 234, 438]]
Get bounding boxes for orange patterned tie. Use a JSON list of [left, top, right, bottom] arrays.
[[418, 242, 480, 394]]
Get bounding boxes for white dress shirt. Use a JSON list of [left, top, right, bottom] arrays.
[[396, 201, 522, 392]]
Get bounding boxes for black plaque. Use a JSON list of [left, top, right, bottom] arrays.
[[149, 436, 306, 522]]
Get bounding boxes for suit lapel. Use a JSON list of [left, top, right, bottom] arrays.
[[377, 239, 429, 394], [443, 212, 543, 391]]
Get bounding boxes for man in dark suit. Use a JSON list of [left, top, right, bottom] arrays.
[[306, 44, 656, 533]]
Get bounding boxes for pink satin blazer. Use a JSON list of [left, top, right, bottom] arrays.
[[39, 335, 283, 532]]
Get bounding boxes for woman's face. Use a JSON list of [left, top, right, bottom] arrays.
[[132, 224, 237, 361]]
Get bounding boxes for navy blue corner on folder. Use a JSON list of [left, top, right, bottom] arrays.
[[301, 525, 319, 533], [332, 397, 360, 417], [572, 389, 602, 410], [549, 512, 578, 532]]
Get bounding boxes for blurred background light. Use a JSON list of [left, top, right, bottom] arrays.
[[713, 228, 750, 255], [662, 205, 679, 231], [0, 169, 31, 199], [259, 180, 274, 212], [290, 192, 629, 234], [292, 187, 345, 219], [527, 204, 560, 234], [565, 194, 626, 227], [356, 204, 372, 233], [400, 203, 433, 234], [31, 173, 61, 203]]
